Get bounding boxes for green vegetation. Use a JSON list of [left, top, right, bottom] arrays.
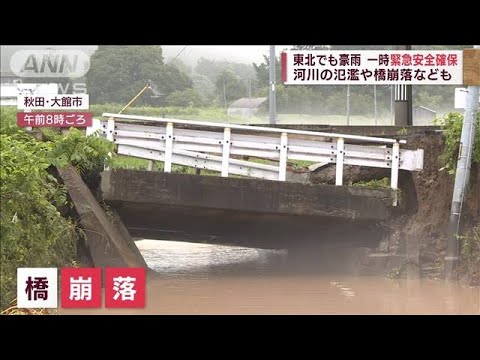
[[111, 155, 152, 170], [435, 112, 480, 175], [0, 107, 113, 310], [458, 227, 480, 282], [90, 104, 395, 126], [48, 128, 115, 188], [1, 301, 57, 315], [110, 155, 220, 177], [194, 57, 256, 104], [165, 89, 205, 107], [86, 46, 192, 105], [291, 160, 316, 170], [215, 69, 248, 105], [89, 104, 264, 123], [350, 177, 390, 189]]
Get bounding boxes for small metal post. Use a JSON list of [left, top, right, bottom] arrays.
[[391, 142, 400, 206], [335, 137, 345, 185], [221, 128, 231, 177], [164, 122, 173, 173], [279, 132, 288, 181]]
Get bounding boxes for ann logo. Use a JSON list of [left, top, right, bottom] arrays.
[[20, 54, 78, 75], [10, 49, 90, 78]]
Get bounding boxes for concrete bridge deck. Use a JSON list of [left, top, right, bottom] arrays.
[[101, 170, 395, 248]]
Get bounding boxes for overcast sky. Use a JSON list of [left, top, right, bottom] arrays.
[[1, 45, 290, 73], [162, 45, 291, 66]]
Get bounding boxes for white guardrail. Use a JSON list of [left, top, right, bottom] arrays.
[[88, 113, 424, 205]]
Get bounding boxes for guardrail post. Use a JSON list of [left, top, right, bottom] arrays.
[[104, 117, 115, 171], [335, 137, 344, 186], [164, 122, 174, 173], [391, 142, 400, 206], [106, 117, 115, 142], [279, 132, 288, 181], [222, 128, 231, 177]]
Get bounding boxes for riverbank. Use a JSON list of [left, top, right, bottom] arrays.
[[392, 131, 480, 284]]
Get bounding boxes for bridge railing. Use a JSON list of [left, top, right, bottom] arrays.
[[89, 113, 424, 205]]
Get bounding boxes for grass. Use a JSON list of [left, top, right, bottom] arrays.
[[110, 155, 152, 170], [110, 155, 220, 176], [290, 160, 316, 170], [458, 226, 480, 282], [90, 104, 394, 126], [0, 298, 57, 315], [90, 104, 264, 124], [350, 177, 390, 189], [276, 113, 394, 126]]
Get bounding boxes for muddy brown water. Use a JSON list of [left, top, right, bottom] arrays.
[[61, 240, 480, 315]]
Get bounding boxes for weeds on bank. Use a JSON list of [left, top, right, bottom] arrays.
[[0, 299, 58, 315], [351, 177, 390, 189], [458, 227, 480, 280]]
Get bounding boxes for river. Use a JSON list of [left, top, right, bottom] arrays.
[[61, 239, 480, 315]]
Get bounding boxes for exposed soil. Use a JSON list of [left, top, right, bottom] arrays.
[[400, 133, 480, 284], [310, 131, 479, 284]]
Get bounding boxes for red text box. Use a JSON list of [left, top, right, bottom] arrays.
[[105, 268, 146, 309], [61, 268, 102, 308], [17, 112, 93, 128]]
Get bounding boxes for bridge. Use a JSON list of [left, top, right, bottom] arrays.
[[92, 113, 424, 196], [64, 113, 425, 267]]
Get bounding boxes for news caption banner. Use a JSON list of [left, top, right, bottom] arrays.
[[16, 94, 92, 128], [281, 50, 479, 86], [17, 267, 146, 309]]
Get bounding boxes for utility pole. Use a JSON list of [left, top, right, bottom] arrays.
[[269, 45, 276, 125], [374, 85, 377, 125], [394, 45, 413, 126], [390, 85, 394, 124], [445, 45, 480, 279], [223, 77, 227, 113], [346, 84, 351, 125]]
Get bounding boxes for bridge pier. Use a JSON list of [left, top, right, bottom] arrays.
[[58, 166, 148, 269]]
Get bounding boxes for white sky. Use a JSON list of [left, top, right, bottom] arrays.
[[162, 45, 291, 66], [0, 45, 290, 73]]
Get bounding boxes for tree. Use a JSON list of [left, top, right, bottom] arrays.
[[86, 46, 193, 105], [215, 70, 247, 107], [195, 57, 223, 81], [169, 58, 192, 76], [253, 55, 281, 89], [165, 89, 205, 107], [285, 86, 314, 115], [195, 57, 256, 84], [192, 73, 216, 103]]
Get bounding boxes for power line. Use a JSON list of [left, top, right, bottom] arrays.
[[167, 46, 188, 65]]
